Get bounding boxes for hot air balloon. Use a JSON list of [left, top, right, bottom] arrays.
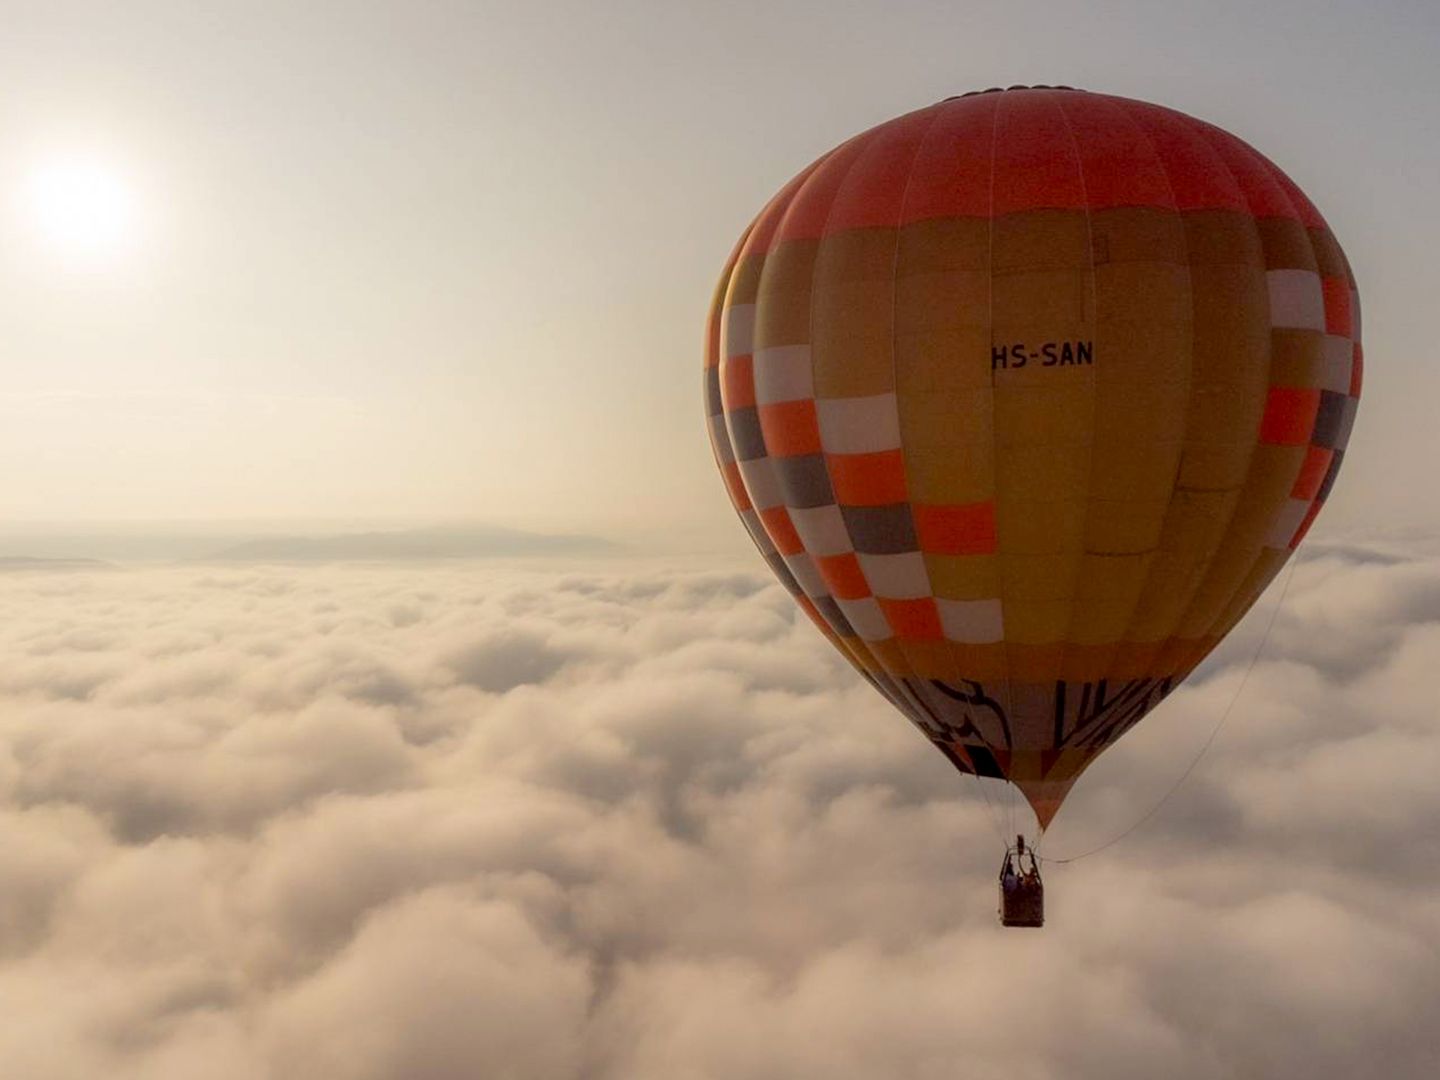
[[703, 87, 1361, 922]]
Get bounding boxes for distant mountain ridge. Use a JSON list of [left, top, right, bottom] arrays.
[[207, 524, 618, 561], [0, 556, 113, 571]]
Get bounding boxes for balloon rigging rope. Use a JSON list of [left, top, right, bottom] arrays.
[[1039, 554, 1302, 865], [972, 770, 1011, 845]]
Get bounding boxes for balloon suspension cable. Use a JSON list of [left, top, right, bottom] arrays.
[[971, 771, 1011, 846], [1041, 554, 1301, 865], [1011, 788, 1018, 846]]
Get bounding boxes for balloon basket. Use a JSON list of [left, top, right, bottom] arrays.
[[999, 835, 1045, 928]]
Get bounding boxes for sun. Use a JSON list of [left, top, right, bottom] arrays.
[[20, 156, 141, 268]]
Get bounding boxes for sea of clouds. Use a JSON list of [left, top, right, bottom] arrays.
[[0, 543, 1436, 1079]]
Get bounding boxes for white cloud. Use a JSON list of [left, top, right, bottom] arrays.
[[0, 551, 1435, 1079], [264, 888, 590, 1080]]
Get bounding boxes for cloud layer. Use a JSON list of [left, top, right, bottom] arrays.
[[0, 550, 1436, 1079]]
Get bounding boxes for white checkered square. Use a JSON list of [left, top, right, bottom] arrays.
[[723, 304, 755, 357], [857, 552, 930, 599], [816, 393, 902, 455], [782, 553, 827, 599], [936, 598, 1004, 644], [788, 504, 852, 557], [753, 345, 813, 405], [835, 597, 891, 641], [737, 458, 784, 511], [1266, 270, 1325, 332], [1317, 336, 1353, 394], [1265, 497, 1311, 549]]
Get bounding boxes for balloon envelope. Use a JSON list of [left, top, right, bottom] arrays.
[[704, 87, 1361, 827]]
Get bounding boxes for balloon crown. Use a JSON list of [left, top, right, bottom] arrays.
[[947, 85, 1082, 99]]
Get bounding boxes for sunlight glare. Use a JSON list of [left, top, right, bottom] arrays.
[[20, 156, 141, 267]]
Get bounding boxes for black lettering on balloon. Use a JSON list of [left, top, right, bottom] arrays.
[[931, 678, 1012, 748], [991, 341, 1093, 372], [1051, 676, 1174, 751]]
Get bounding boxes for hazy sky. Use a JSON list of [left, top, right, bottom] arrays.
[[1, 0, 1436, 549]]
